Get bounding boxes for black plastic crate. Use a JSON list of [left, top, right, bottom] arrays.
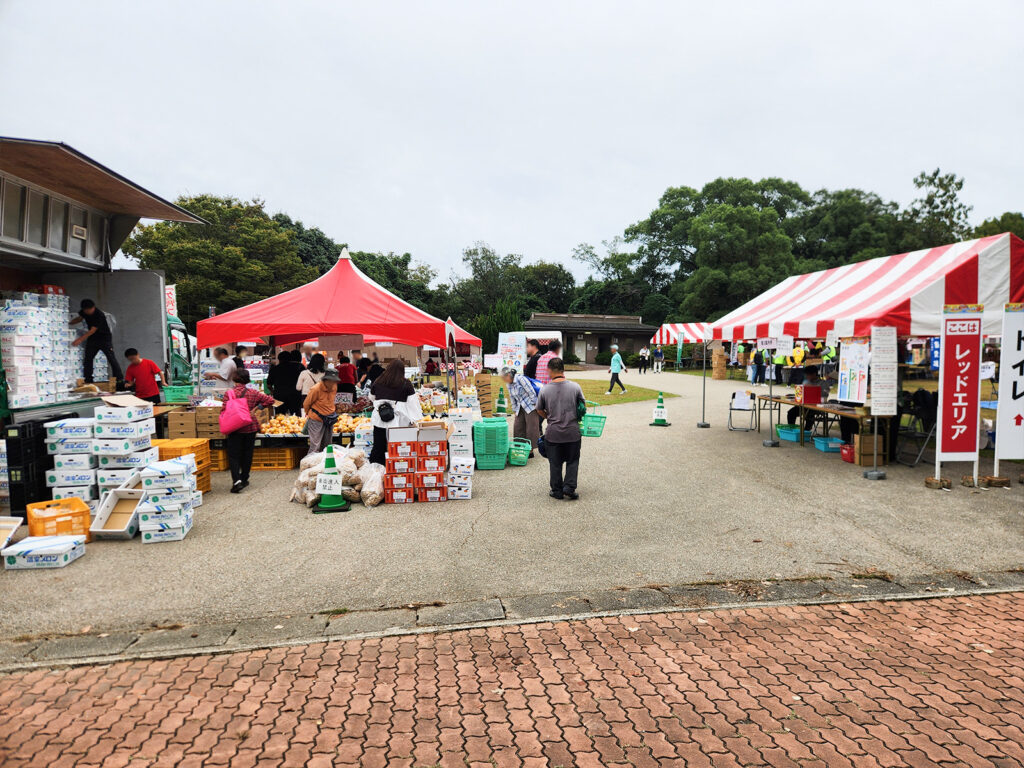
[[3, 436, 45, 465], [7, 481, 47, 512], [6, 463, 41, 486]]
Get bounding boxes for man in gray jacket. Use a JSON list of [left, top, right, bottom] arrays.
[[536, 358, 585, 500]]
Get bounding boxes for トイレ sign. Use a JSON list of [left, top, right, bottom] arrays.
[[937, 305, 983, 462], [995, 303, 1024, 461]]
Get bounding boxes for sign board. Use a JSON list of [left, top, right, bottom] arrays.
[[404, 367, 420, 378], [825, 329, 838, 349], [483, 354, 502, 370], [775, 335, 794, 357], [165, 285, 178, 317], [869, 327, 898, 416], [756, 337, 776, 350], [930, 337, 941, 370], [335, 392, 354, 405], [995, 303, 1024, 461], [937, 305, 983, 462], [315, 473, 344, 496], [374, 342, 393, 348], [652, 406, 668, 421], [318, 334, 363, 350], [494, 331, 563, 372], [837, 339, 869, 403]]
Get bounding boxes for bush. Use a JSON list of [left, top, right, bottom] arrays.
[[594, 350, 612, 366], [626, 353, 641, 368], [562, 348, 580, 364]]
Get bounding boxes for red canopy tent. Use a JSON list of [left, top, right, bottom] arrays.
[[445, 317, 482, 348], [196, 249, 448, 349]]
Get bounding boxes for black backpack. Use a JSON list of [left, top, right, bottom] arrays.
[[754, 350, 764, 365]]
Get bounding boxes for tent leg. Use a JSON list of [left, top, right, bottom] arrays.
[[763, 351, 779, 447], [697, 341, 710, 428]]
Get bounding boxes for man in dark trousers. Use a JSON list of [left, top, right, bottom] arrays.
[[70, 299, 123, 384], [536, 357, 585, 500]]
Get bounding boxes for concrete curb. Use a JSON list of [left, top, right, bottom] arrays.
[[2, 575, 1022, 674]]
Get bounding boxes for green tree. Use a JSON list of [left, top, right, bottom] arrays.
[[899, 168, 973, 249], [640, 293, 674, 326], [974, 211, 1024, 240], [272, 213, 340, 274], [787, 189, 901, 268], [123, 195, 317, 328], [465, 298, 522, 353], [349, 250, 437, 313], [519, 261, 576, 313]]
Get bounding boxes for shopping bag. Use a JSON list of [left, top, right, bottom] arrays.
[[219, 390, 254, 434]]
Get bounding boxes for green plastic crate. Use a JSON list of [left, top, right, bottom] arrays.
[[161, 384, 195, 402], [475, 452, 508, 470], [473, 417, 510, 455], [508, 438, 531, 466]]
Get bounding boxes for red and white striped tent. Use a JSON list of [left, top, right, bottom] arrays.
[[650, 322, 711, 345], [711, 233, 1024, 341]]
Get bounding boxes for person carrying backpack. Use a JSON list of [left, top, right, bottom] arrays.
[[753, 348, 767, 386]]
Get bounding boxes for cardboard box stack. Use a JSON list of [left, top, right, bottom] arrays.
[[44, 418, 100, 504], [384, 426, 418, 504], [447, 454, 474, 500], [194, 407, 223, 439], [712, 349, 728, 380], [416, 423, 449, 502], [1, 289, 76, 408], [853, 433, 888, 467], [138, 455, 199, 542], [153, 438, 212, 492], [447, 408, 474, 461], [198, 359, 222, 398], [474, 373, 493, 417]]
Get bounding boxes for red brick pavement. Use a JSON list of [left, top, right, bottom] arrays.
[[2, 593, 1024, 767]]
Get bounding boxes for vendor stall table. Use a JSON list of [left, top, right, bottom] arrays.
[[756, 394, 894, 446]]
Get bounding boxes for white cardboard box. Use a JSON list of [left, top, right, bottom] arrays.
[[46, 438, 95, 455], [3, 535, 86, 569], [92, 435, 152, 455], [142, 487, 193, 506], [0, 516, 21, 550], [140, 457, 197, 488], [141, 512, 192, 543], [138, 500, 191, 530], [191, 491, 203, 508], [51, 485, 98, 501], [93, 418, 155, 439], [446, 473, 473, 488], [449, 455, 475, 475], [52, 454, 98, 470], [44, 418, 95, 438], [97, 469, 139, 488], [96, 447, 159, 469], [90, 489, 144, 539], [447, 486, 472, 500], [45, 468, 97, 488], [94, 395, 155, 423]]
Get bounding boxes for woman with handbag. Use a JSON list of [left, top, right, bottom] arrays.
[[221, 369, 276, 493], [296, 353, 326, 396], [303, 369, 340, 455], [368, 359, 423, 466]]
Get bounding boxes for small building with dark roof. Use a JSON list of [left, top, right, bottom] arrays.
[[522, 312, 658, 364]]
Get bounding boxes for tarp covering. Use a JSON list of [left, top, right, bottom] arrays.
[[711, 233, 1024, 340], [650, 323, 711, 345], [196, 249, 447, 349], [445, 317, 482, 347]]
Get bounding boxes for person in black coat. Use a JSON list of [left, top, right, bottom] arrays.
[[267, 350, 305, 414]]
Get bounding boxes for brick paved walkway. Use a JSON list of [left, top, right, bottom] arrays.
[[2, 594, 1023, 768]]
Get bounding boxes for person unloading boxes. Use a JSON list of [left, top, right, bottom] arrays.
[[70, 299, 123, 385], [124, 348, 166, 404]]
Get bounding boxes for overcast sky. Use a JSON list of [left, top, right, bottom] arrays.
[[1, 1, 1021, 281]]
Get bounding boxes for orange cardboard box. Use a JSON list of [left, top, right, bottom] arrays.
[[384, 473, 415, 490], [416, 455, 447, 473], [414, 471, 445, 488], [384, 488, 415, 504]]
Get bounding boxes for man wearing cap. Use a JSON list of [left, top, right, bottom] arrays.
[[605, 344, 628, 395], [303, 368, 340, 455]]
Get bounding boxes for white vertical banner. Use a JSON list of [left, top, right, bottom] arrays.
[[165, 285, 178, 317], [995, 303, 1024, 462], [936, 305, 984, 468], [870, 327, 898, 416]]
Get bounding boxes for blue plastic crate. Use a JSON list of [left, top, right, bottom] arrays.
[[812, 436, 844, 453]]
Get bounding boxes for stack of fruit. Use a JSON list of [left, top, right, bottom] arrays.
[[334, 415, 371, 434], [259, 415, 305, 436]]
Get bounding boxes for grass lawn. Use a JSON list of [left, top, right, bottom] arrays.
[[488, 376, 675, 407]]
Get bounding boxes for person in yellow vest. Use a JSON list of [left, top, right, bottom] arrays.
[[788, 344, 807, 385], [772, 350, 788, 385]]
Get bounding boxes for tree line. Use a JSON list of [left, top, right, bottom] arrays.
[[124, 171, 1023, 352]]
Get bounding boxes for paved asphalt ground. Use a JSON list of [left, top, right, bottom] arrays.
[[2, 369, 1021, 639], [3, 593, 1023, 767]]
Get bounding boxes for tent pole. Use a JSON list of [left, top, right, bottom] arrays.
[[763, 345, 779, 447], [697, 340, 710, 428]]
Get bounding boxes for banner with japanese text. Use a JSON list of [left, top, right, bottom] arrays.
[[995, 304, 1024, 461], [937, 305, 983, 462]]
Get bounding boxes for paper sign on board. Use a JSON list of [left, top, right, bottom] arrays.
[[995, 303, 1024, 461], [937, 305, 983, 462], [315, 474, 344, 495]]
